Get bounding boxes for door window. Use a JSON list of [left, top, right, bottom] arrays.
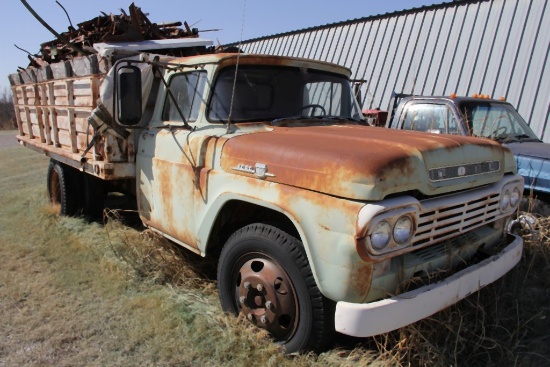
[[162, 71, 207, 123]]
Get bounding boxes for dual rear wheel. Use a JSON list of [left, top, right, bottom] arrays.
[[46, 159, 105, 219]]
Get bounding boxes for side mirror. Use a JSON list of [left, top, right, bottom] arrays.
[[116, 65, 142, 126]]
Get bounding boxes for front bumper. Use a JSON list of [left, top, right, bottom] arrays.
[[334, 234, 523, 337]]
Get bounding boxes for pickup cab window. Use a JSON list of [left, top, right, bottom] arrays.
[[402, 103, 459, 134], [162, 71, 207, 123]]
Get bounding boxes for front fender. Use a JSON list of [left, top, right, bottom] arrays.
[[195, 170, 370, 303]]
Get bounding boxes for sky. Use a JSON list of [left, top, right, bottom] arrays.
[[0, 0, 444, 91]]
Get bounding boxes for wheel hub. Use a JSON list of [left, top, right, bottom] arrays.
[[237, 258, 298, 340]]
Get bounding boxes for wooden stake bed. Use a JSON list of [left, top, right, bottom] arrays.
[[12, 69, 136, 180]]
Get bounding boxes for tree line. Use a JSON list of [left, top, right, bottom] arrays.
[[0, 88, 16, 130]]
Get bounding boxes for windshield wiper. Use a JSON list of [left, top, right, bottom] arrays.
[[153, 124, 195, 131], [323, 116, 363, 123], [513, 134, 542, 142], [271, 115, 361, 124], [492, 134, 513, 143], [271, 115, 323, 123]]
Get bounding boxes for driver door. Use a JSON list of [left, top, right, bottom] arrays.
[[137, 70, 208, 251]]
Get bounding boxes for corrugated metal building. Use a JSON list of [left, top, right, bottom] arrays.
[[235, 0, 550, 142]]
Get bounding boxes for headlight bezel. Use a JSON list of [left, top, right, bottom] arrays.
[[500, 182, 522, 213], [510, 187, 521, 207], [500, 189, 511, 211], [366, 208, 417, 255]]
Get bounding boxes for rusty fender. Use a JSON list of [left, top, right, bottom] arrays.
[[194, 170, 374, 303]]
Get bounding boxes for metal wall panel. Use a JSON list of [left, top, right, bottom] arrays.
[[236, 0, 550, 142]]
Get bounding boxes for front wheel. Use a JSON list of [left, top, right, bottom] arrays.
[[217, 223, 333, 353]]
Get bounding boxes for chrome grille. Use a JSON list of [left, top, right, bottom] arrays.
[[412, 192, 501, 247]]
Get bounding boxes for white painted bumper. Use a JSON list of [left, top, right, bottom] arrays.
[[335, 235, 523, 337]]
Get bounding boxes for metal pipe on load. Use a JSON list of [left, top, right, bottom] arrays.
[[20, 0, 88, 56]]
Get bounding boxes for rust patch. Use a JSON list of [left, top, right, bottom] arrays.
[[152, 158, 198, 249], [156, 159, 173, 215], [220, 126, 440, 200], [220, 125, 508, 200], [355, 235, 371, 262], [349, 261, 374, 300], [379, 155, 416, 181]]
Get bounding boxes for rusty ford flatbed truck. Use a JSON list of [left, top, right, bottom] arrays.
[[10, 43, 523, 352]]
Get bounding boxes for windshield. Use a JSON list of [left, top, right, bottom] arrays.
[[460, 101, 540, 142], [207, 65, 362, 123]]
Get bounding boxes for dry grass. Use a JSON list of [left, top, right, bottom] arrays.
[[0, 145, 549, 366]]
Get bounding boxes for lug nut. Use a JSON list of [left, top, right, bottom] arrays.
[[244, 281, 251, 289], [265, 301, 272, 309], [239, 296, 246, 304], [260, 315, 266, 324], [256, 284, 263, 292]]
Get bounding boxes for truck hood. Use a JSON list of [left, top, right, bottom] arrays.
[[505, 141, 550, 195], [220, 125, 511, 201], [504, 141, 550, 160]]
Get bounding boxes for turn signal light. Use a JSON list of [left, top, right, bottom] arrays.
[[472, 93, 491, 99]]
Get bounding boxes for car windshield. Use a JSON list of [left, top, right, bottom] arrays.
[[207, 65, 362, 123], [460, 101, 540, 142]]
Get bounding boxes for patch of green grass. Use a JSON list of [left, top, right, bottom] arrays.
[[0, 145, 549, 366]]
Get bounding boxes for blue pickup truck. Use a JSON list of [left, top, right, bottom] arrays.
[[381, 94, 550, 203]]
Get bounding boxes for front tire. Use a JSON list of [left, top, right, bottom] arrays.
[[217, 223, 333, 353]]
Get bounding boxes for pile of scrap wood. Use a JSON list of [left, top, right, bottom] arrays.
[[24, 2, 210, 68]]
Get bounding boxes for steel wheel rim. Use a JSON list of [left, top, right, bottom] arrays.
[[232, 253, 299, 341]]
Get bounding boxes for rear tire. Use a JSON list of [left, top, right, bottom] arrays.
[[217, 223, 334, 353], [82, 173, 105, 220], [47, 160, 81, 216]]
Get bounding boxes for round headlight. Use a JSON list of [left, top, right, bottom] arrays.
[[393, 215, 413, 244], [510, 187, 521, 207], [500, 189, 510, 211], [371, 221, 391, 250]]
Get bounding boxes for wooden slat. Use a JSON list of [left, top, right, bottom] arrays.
[[33, 85, 46, 143], [49, 107, 60, 147], [12, 86, 24, 137], [20, 87, 34, 140], [66, 81, 78, 153]]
